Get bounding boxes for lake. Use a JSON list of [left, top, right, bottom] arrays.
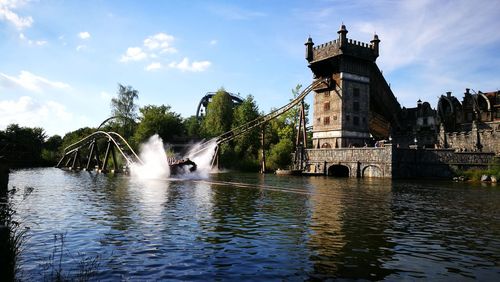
[[7, 168, 500, 280]]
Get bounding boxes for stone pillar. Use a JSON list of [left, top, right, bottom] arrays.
[[439, 123, 447, 148], [472, 121, 482, 152]]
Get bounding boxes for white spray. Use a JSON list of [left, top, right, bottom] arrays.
[[130, 134, 218, 180], [130, 135, 170, 179]]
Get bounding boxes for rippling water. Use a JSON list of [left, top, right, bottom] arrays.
[[7, 168, 500, 280]]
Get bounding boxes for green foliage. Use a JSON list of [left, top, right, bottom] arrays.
[[183, 115, 201, 139], [61, 127, 95, 152], [41, 135, 63, 165], [457, 157, 500, 181], [134, 104, 184, 144], [266, 139, 294, 170], [0, 124, 47, 167], [232, 95, 261, 159], [110, 84, 139, 139], [201, 88, 234, 137], [264, 84, 307, 171]]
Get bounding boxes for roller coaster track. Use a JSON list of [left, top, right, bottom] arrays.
[[191, 79, 327, 156], [56, 131, 142, 172]]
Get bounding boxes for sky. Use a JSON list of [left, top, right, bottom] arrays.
[[1, 0, 499, 137]]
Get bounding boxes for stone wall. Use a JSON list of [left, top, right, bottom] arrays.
[[303, 145, 495, 179], [304, 146, 392, 177], [443, 121, 500, 154]]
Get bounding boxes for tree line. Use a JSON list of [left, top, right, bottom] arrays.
[[0, 83, 307, 171]]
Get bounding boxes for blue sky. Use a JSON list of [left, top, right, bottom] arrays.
[[1, 0, 499, 136]]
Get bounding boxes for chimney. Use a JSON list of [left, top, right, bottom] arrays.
[[370, 34, 380, 58], [337, 24, 348, 48], [305, 36, 314, 62]]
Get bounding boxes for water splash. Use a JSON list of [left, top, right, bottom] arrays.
[[130, 134, 217, 180], [130, 135, 170, 179], [184, 139, 218, 179]]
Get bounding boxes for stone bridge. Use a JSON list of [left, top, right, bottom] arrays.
[[303, 145, 496, 178]]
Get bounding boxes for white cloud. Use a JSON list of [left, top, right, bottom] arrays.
[[209, 39, 217, 45], [145, 62, 162, 71], [19, 32, 47, 46], [76, 45, 86, 51], [0, 0, 33, 29], [144, 32, 176, 54], [78, 31, 90, 39], [0, 70, 70, 93], [168, 57, 211, 72], [120, 33, 212, 72], [120, 47, 147, 62], [0, 96, 72, 132]]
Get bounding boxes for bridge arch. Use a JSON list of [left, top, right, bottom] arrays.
[[362, 165, 383, 178], [328, 164, 350, 177]]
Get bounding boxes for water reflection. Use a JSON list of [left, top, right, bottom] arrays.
[[7, 169, 500, 280], [307, 177, 395, 279]]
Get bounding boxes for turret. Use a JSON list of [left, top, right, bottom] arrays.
[[337, 24, 348, 47], [370, 34, 380, 58], [305, 36, 314, 62]]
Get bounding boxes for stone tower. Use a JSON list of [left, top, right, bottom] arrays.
[[306, 24, 399, 148]]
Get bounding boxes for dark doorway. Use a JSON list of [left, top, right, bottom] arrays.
[[328, 165, 349, 177]]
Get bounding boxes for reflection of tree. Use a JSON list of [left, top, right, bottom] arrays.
[[196, 173, 312, 278], [307, 177, 395, 280], [82, 175, 135, 237]]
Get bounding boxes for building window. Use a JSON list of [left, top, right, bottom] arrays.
[[353, 101, 359, 112], [362, 117, 366, 124], [353, 116, 359, 126], [324, 116, 330, 125], [346, 115, 350, 121], [324, 101, 330, 111], [423, 117, 428, 125], [316, 118, 321, 124], [353, 88, 360, 98]]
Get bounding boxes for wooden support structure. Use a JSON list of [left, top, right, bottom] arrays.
[[71, 149, 80, 170], [294, 99, 308, 170], [102, 139, 113, 172], [260, 124, 266, 174], [86, 140, 96, 170]]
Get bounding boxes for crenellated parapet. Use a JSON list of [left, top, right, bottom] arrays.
[[305, 24, 380, 65]]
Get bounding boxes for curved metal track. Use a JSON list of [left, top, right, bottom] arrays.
[[191, 79, 326, 156], [196, 91, 244, 119], [56, 131, 142, 172]]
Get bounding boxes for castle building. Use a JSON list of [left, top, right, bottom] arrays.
[[304, 24, 499, 155], [300, 24, 498, 178], [305, 24, 400, 148]]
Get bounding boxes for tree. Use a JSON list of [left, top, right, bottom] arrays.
[[232, 95, 261, 158], [60, 127, 95, 152], [201, 88, 234, 137], [183, 115, 201, 139], [111, 84, 139, 139], [265, 84, 308, 170], [134, 104, 184, 144], [41, 135, 63, 165], [267, 139, 294, 170], [1, 124, 47, 167]]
